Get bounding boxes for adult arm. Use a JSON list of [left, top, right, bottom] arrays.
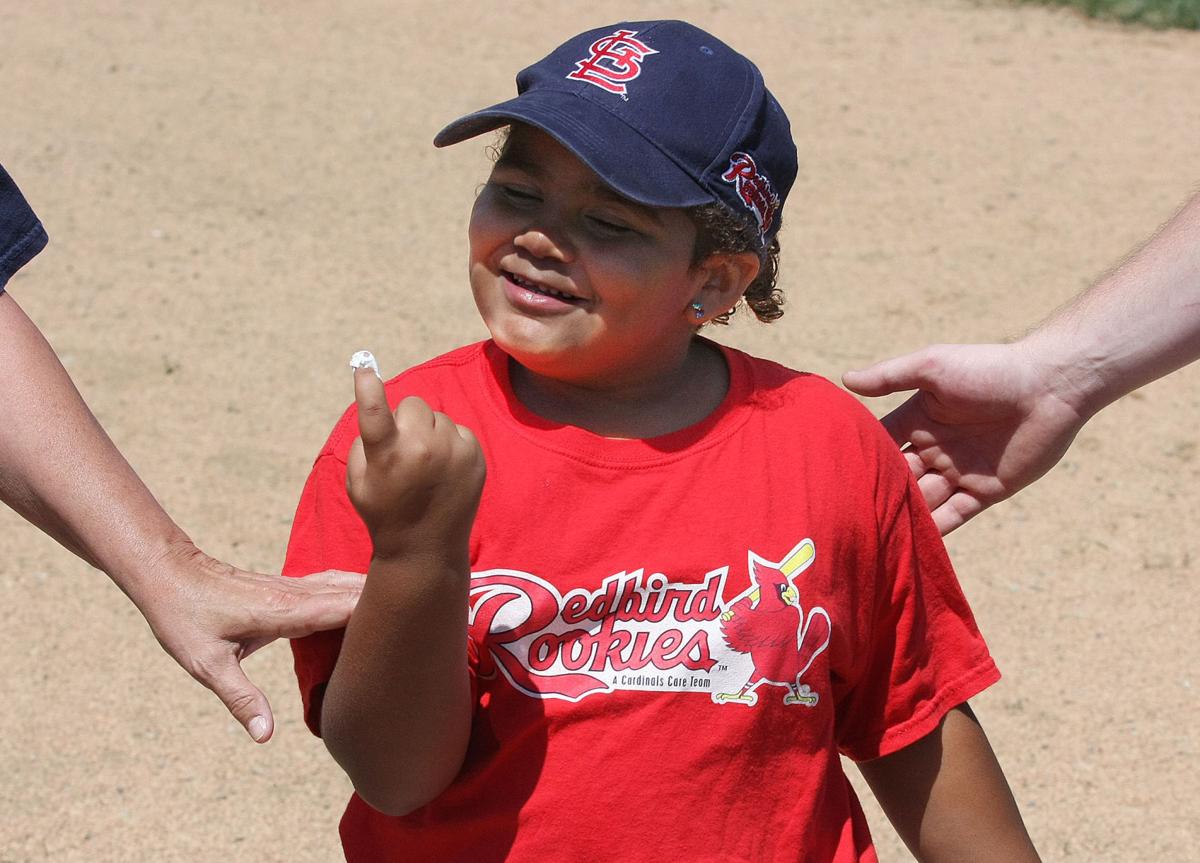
[[843, 189, 1200, 533], [0, 290, 364, 741], [319, 369, 485, 815], [858, 703, 1040, 862]]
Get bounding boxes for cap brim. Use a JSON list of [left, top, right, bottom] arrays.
[[433, 90, 713, 210]]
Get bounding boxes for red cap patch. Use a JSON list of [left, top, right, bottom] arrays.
[[721, 152, 780, 239]]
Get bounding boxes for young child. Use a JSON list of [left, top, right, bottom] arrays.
[[285, 20, 1041, 862]]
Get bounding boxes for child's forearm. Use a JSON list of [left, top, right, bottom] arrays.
[[326, 373, 484, 814], [858, 704, 1041, 863], [321, 551, 473, 816]]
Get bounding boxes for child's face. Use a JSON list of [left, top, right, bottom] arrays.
[[468, 125, 709, 388]]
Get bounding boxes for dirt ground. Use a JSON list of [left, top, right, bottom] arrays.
[[2, 1, 1197, 860]]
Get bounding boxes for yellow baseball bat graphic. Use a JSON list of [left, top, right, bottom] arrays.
[[745, 538, 815, 605]]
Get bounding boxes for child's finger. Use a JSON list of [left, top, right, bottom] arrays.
[[352, 360, 396, 453], [455, 422, 479, 447], [389, 397, 441, 456]]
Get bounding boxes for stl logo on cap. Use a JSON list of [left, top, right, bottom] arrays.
[[722, 152, 781, 239], [566, 29, 658, 96]]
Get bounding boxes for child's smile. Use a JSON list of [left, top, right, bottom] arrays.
[[500, 267, 588, 310], [468, 125, 708, 391]]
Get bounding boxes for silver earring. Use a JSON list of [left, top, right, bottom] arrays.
[[691, 302, 704, 320]]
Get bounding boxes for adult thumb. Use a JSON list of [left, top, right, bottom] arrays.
[[206, 658, 275, 743], [843, 350, 932, 398]]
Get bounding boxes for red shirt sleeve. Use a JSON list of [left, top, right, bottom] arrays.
[[283, 449, 372, 736], [834, 439, 1000, 762]]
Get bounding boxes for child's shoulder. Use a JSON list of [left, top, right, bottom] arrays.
[[735, 347, 885, 432], [735, 347, 917, 510], [319, 341, 490, 461]]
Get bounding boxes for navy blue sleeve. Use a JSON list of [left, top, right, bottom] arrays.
[[0, 163, 49, 293]]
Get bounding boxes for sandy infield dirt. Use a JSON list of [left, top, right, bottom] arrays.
[[2, 1, 1197, 860]]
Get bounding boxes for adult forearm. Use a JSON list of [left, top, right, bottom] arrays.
[[1023, 190, 1200, 416], [321, 552, 473, 816], [0, 293, 192, 596], [1, 292, 365, 742]]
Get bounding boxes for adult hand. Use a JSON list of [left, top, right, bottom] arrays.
[[140, 543, 364, 743], [843, 342, 1090, 535], [0, 290, 367, 743]]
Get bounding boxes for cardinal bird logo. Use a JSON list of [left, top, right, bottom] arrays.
[[714, 541, 831, 707]]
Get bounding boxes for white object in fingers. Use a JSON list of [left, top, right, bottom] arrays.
[[349, 350, 382, 380]]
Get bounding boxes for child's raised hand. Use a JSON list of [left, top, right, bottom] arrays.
[[347, 359, 485, 563]]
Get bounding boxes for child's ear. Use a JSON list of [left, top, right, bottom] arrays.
[[691, 252, 761, 323]]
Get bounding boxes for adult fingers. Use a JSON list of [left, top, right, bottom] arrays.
[[262, 576, 363, 638], [902, 449, 927, 479], [296, 568, 367, 591], [201, 654, 275, 743], [236, 566, 365, 595], [353, 365, 395, 453], [916, 470, 956, 513], [878, 393, 927, 449], [231, 569, 363, 638], [930, 491, 986, 536]]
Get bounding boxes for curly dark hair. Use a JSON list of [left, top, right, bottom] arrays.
[[688, 203, 783, 324]]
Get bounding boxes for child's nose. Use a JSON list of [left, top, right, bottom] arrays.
[[513, 229, 574, 263]]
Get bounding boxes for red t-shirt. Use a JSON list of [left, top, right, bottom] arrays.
[[286, 340, 999, 863]]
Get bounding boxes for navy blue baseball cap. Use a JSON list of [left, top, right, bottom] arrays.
[[434, 20, 797, 243]]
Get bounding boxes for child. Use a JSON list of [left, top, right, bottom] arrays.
[[285, 20, 1041, 862]]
